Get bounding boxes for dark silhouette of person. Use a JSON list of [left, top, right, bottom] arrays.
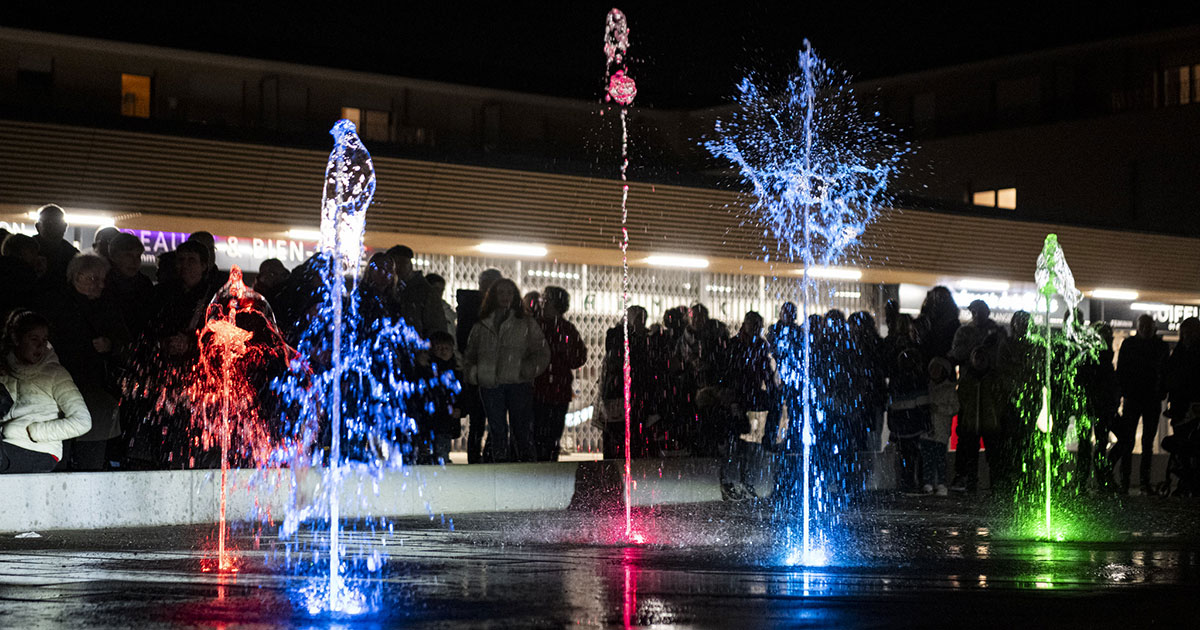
[[1114, 314, 1169, 493], [532, 286, 587, 461], [457, 268, 502, 463], [32, 204, 78, 290]]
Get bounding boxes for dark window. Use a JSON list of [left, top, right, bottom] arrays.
[[16, 52, 53, 104]]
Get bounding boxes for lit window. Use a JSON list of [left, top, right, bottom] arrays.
[[972, 190, 996, 207], [1159, 64, 1200, 107], [996, 188, 1017, 209], [121, 74, 151, 118], [340, 107, 389, 141], [972, 188, 1016, 210]]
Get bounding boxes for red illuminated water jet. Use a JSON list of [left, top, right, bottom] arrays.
[[189, 266, 294, 573]]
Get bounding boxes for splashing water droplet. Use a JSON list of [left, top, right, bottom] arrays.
[[705, 41, 905, 563]]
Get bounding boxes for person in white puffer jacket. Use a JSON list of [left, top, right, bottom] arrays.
[[464, 278, 549, 463], [0, 310, 91, 473]]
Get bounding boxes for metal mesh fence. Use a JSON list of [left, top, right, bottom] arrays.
[[414, 253, 877, 454]]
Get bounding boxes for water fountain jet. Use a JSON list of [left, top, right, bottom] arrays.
[[706, 41, 904, 564]]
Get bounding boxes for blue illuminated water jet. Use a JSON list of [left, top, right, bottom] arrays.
[[272, 120, 441, 616], [706, 41, 905, 565]]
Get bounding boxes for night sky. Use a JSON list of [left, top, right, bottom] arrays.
[[6, 1, 1200, 108]]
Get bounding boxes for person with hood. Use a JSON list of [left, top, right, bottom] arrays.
[[464, 278, 549, 462], [0, 310, 91, 473]]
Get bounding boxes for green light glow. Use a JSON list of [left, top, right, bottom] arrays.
[[1005, 235, 1105, 542]]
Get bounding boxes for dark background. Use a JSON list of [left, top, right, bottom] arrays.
[[6, 1, 1200, 107]]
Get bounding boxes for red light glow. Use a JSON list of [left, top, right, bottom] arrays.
[[188, 265, 296, 574]]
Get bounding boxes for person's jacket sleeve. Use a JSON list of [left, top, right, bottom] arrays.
[[27, 365, 92, 442], [949, 325, 972, 365], [523, 319, 551, 381], [565, 321, 588, 370], [463, 323, 481, 386], [422, 283, 448, 341]]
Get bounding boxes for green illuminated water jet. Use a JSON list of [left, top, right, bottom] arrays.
[[1027, 234, 1103, 540]]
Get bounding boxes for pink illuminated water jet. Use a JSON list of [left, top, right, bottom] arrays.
[[604, 7, 637, 543]]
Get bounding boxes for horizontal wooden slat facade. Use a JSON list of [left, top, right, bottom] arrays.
[[0, 119, 1196, 298]]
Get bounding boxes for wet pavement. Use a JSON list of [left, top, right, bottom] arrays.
[[1, 494, 1198, 629]]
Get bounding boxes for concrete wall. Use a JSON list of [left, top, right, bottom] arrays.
[[0, 458, 729, 533]]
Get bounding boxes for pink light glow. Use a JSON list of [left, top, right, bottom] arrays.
[[608, 71, 637, 105], [604, 6, 638, 546], [622, 552, 638, 628]]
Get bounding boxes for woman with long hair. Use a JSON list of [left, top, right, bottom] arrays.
[[464, 278, 549, 462], [0, 309, 91, 473], [915, 285, 961, 361]]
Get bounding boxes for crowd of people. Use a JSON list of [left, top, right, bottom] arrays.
[[0, 204, 593, 472], [1, 204, 1198, 498], [595, 286, 1200, 498], [864, 290, 1199, 497]]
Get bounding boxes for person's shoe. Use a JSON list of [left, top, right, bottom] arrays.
[[921, 484, 934, 494], [949, 479, 968, 492], [935, 484, 949, 496]]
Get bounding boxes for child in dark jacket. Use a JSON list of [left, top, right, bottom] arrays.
[[416, 331, 462, 464]]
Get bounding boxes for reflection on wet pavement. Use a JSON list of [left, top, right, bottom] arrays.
[[1, 495, 1197, 628]]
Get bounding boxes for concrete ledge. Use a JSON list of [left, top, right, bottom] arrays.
[[0, 458, 732, 532]]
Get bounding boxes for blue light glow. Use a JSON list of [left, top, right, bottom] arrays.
[[785, 545, 829, 567], [271, 120, 454, 617], [706, 41, 905, 564]]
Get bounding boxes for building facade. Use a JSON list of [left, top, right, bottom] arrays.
[[1, 27, 1198, 455]]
